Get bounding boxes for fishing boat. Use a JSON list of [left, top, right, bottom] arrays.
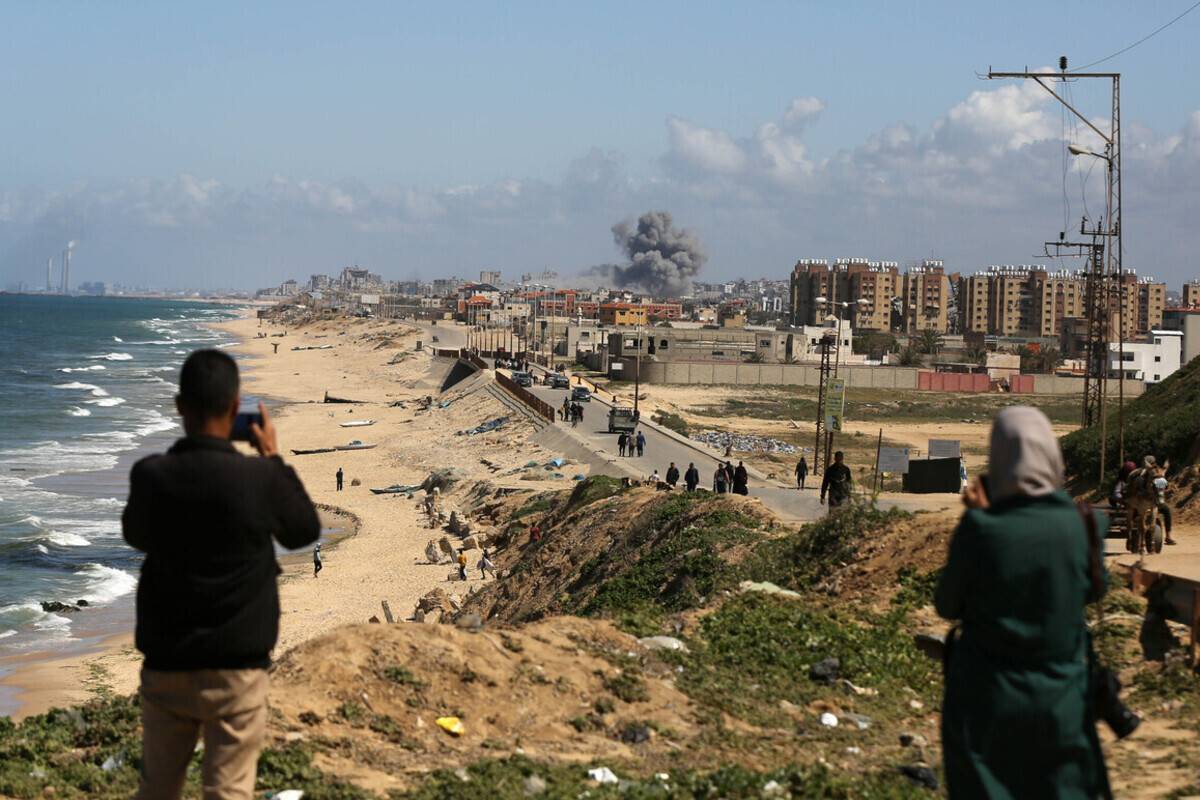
[[336, 440, 377, 451], [340, 420, 376, 428], [291, 447, 336, 455]]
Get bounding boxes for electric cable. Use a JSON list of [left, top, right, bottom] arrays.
[[1070, 0, 1200, 71]]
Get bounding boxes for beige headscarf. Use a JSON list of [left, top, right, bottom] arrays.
[[987, 406, 1065, 504]]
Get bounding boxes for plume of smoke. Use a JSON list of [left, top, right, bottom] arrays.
[[590, 211, 706, 296]]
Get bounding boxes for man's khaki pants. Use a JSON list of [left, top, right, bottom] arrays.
[[136, 668, 268, 800]]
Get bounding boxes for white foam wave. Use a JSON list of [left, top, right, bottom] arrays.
[[113, 336, 123, 342], [58, 365, 106, 373], [53, 382, 109, 397], [35, 544, 48, 555], [44, 531, 91, 547], [135, 409, 178, 436], [84, 397, 126, 407], [89, 352, 133, 361], [173, 350, 186, 355], [0, 630, 16, 640], [77, 564, 137, 604], [67, 406, 92, 417]]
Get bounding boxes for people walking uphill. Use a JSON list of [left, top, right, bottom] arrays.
[[122, 349, 320, 800], [336, 466, 344, 491], [820, 451, 852, 510], [714, 465, 728, 494], [457, 548, 468, 582], [733, 461, 749, 495], [618, 432, 628, 457], [795, 456, 808, 490], [684, 462, 699, 492], [636, 430, 646, 458], [936, 406, 1115, 799], [665, 462, 680, 487], [313, 543, 323, 578]]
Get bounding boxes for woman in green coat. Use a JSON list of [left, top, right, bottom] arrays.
[[936, 406, 1110, 799]]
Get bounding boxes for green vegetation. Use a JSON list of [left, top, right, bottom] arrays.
[[917, 329, 944, 356], [602, 669, 650, 703], [511, 493, 555, 519], [854, 332, 898, 358], [651, 410, 690, 436], [679, 594, 940, 723], [564, 474, 626, 512], [1062, 355, 1200, 486], [382, 665, 428, 688], [400, 755, 931, 799]]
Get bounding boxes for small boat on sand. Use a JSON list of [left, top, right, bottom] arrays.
[[340, 420, 376, 428], [336, 440, 377, 451]]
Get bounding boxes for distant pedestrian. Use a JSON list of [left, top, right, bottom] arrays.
[[795, 457, 808, 490], [478, 548, 496, 579], [336, 467, 344, 491], [684, 462, 699, 491], [618, 433, 628, 457], [733, 461, 749, 495], [724, 443, 733, 458], [313, 543, 323, 578], [665, 462, 680, 487], [561, 398, 570, 421], [714, 466, 728, 494], [457, 549, 468, 581], [649, 469, 661, 484], [820, 451, 853, 511], [636, 430, 646, 457], [530, 523, 542, 543], [723, 460, 735, 488]]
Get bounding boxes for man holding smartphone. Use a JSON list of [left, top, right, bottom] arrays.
[[123, 349, 320, 799]]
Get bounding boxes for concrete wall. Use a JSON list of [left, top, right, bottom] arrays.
[[1032, 375, 1145, 396]]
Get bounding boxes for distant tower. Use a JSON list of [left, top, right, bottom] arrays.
[[61, 242, 74, 294], [46, 256, 53, 292]]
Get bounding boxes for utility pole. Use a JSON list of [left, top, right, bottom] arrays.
[[813, 332, 835, 477], [989, 58, 1123, 488]]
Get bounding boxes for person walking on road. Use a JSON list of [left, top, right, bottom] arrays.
[[665, 462, 680, 487], [723, 461, 735, 489], [684, 462, 699, 492], [313, 543, 323, 578], [635, 430, 646, 458], [618, 433, 628, 457], [820, 451, 853, 510], [561, 398, 570, 422], [336, 467, 344, 491], [936, 406, 1113, 799], [714, 465, 728, 494], [733, 461, 749, 495], [795, 457, 808, 490]]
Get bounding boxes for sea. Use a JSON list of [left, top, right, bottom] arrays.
[[0, 294, 241, 659]]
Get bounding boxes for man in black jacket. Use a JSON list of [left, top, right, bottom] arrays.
[[820, 450, 853, 511], [684, 462, 700, 492], [123, 349, 319, 799]]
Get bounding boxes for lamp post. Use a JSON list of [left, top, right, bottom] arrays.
[[633, 323, 642, 423]]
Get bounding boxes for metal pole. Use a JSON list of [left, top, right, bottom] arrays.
[[873, 428, 883, 493], [634, 324, 641, 421]]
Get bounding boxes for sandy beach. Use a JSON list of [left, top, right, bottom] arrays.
[[1, 309, 578, 717]]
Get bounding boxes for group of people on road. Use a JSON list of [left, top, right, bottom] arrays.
[[496, 357, 529, 372], [617, 429, 646, 458], [560, 398, 584, 426], [712, 460, 749, 494]]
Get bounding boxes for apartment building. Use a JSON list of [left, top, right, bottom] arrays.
[[901, 260, 950, 333], [1184, 282, 1200, 307], [788, 257, 899, 331], [598, 302, 649, 326]]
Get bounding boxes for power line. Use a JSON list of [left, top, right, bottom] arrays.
[[1070, 0, 1200, 71]]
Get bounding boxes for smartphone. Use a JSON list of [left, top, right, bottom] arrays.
[[231, 397, 263, 443]]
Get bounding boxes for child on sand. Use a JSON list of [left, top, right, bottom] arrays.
[[457, 549, 468, 581]]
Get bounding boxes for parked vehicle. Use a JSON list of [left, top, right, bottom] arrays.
[[572, 387, 592, 402], [550, 374, 570, 389], [607, 407, 636, 433], [512, 371, 533, 387]]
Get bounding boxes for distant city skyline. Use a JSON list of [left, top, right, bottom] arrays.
[[3, 2, 1200, 290]]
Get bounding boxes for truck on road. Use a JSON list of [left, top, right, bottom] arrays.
[[607, 407, 637, 434]]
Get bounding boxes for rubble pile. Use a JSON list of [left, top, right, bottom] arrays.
[[690, 430, 798, 454]]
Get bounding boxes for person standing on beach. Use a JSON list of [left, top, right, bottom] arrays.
[[478, 548, 496, 579], [313, 543, 323, 578], [123, 349, 319, 800], [684, 463, 699, 491], [336, 467, 343, 491], [665, 462, 680, 487], [457, 549, 468, 581]]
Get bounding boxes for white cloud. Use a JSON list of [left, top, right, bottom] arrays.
[[665, 116, 748, 174]]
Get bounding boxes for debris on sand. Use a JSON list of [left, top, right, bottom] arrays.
[[689, 430, 798, 454], [458, 416, 510, 436]]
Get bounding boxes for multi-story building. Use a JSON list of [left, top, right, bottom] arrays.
[[479, 269, 502, 286], [901, 260, 950, 333], [598, 302, 648, 326], [1184, 282, 1200, 308], [959, 273, 991, 334], [788, 257, 899, 331]]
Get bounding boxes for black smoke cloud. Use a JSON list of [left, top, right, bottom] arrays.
[[589, 211, 706, 296]]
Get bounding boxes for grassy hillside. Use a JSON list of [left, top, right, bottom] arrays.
[[1061, 355, 1200, 486]]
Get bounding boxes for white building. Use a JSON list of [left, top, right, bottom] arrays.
[[1109, 329, 1182, 384]]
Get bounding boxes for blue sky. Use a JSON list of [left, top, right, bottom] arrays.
[[3, 1, 1200, 290]]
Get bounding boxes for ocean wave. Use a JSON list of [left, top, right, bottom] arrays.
[[58, 365, 106, 373], [135, 409, 178, 436], [34, 544, 48, 555], [0, 603, 71, 638], [44, 531, 91, 547], [77, 563, 137, 604], [113, 336, 123, 342], [173, 350, 186, 355], [128, 339, 182, 346], [66, 406, 92, 417], [84, 397, 126, 407], [89, 352, 133, 361], [53, 382, 109, 397], [0, 629, 16, 640]]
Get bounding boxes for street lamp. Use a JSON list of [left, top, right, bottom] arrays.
[[815, 297, 867, 375]]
